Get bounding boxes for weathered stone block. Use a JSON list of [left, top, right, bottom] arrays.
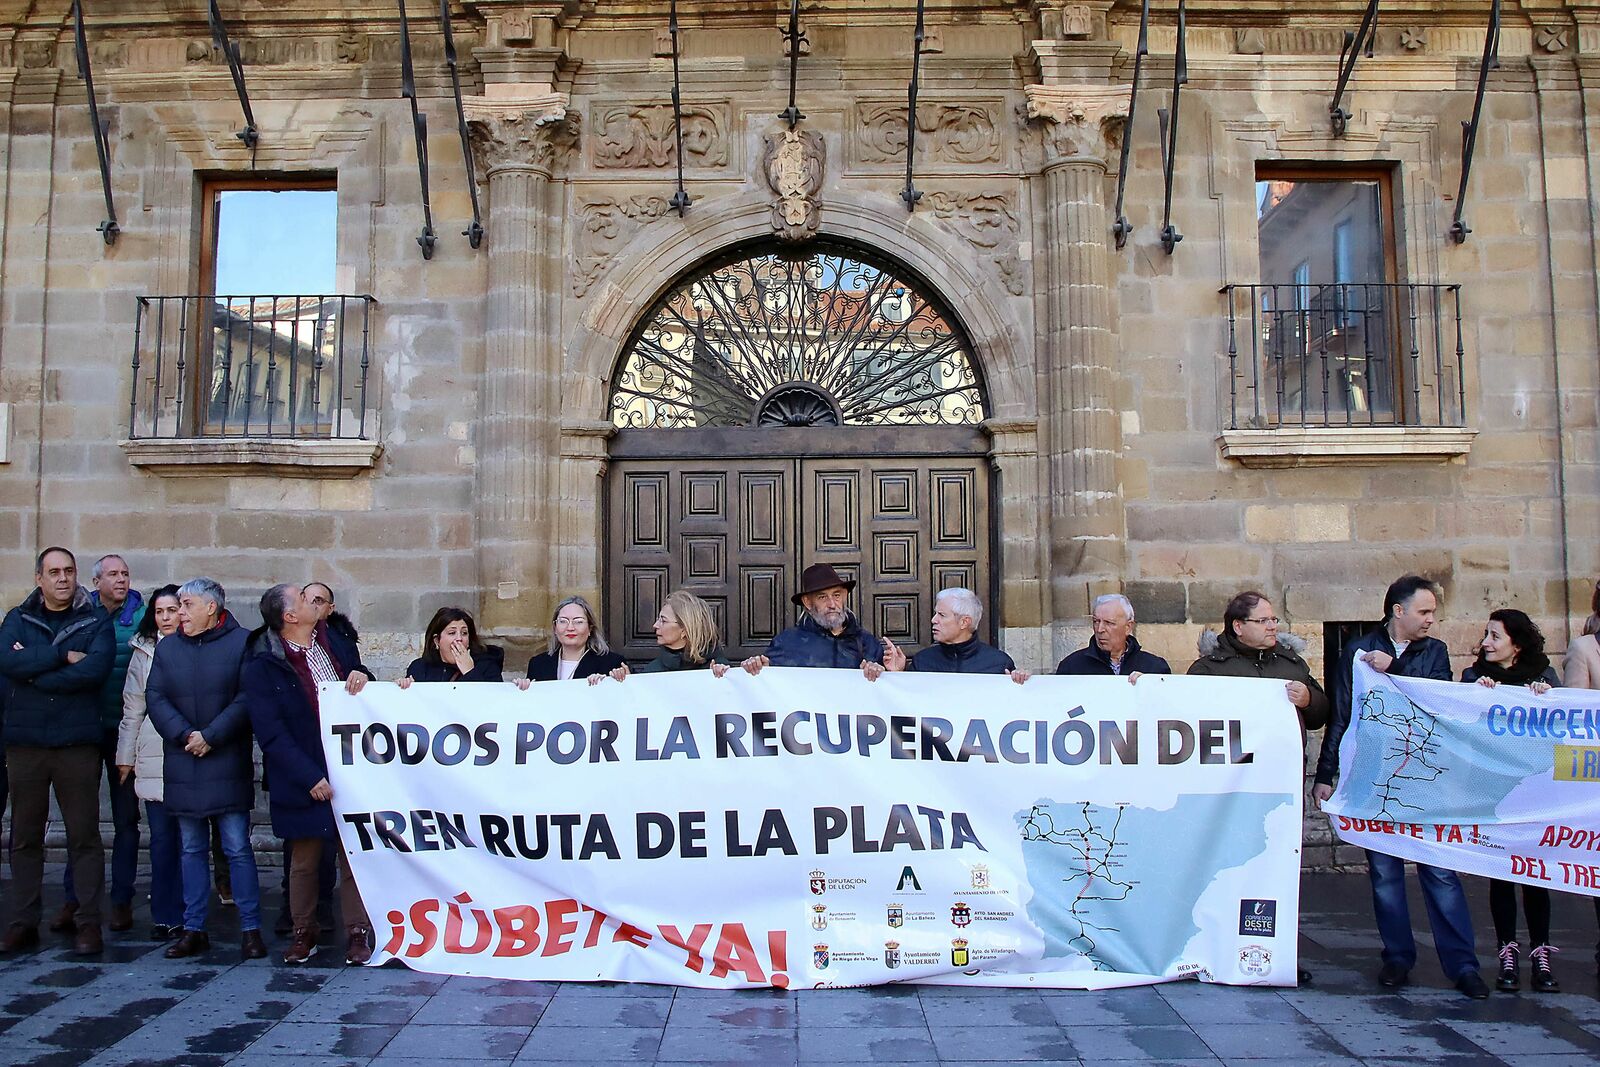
[[1123, 579, 1186, 624]]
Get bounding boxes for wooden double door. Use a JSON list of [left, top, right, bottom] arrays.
[[606, 428, 992, 664]]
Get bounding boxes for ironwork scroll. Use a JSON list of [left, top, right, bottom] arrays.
[[398, 0, 437, 259], [901, 0, 928, 212], [1450, 0, 1501, 244], [1330, 0, 1380, 137], [71, 0, 118, 245], [439, 0, 483, 247], [1111, 0, 1150, 249], [778, 0, 806, 129], [206, 0, 259, 152], [1157, 0, 1187, 255], [668, 0, 691, 215]]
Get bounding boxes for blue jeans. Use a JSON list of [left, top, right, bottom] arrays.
[[178, 811, 260, 933], [1367, 849, 1478, 978], [64, 736, 140, 907], [143, 801, 184, 928]]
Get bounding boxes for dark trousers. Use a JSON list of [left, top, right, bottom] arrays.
[[63, 734, 140, 907], [5, 745, 104, 929], [1367, 850, 1479, 979], [143, 801, 185, 928], [1489, 879, 1551, 946]]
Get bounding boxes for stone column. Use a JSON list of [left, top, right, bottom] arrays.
[[1025, 84, 1130, 633], [556, 418, 614, 605], [466, 92, 580, 637]]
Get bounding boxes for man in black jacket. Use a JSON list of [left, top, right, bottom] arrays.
[[0, 547, 115, 955], [1055, 594, 1171, 677], [1312, 575, 1486, 999], [881, 588, 1027, 681]]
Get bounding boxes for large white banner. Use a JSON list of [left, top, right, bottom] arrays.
[[1325, 662, 1600, 895], [321, 669, 1305, 988]]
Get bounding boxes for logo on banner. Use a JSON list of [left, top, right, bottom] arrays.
[[951, 902, 972, 927], [1239, 899, 1277, 937], [887, 903, 904, 928], [896, 866, 922, 892], [970, 864, 990, 889], [951, 938, 969, 967], [811, 905, 828, 930], [809, 869, 827, 895], [813, 944, 830, 970], [884, 941, 901, 969], [1238, 944, 1273, 977]]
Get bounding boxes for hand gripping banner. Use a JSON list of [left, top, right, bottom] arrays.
[[1325, 662, 1600, 895], [321, 669, 1305, 988]]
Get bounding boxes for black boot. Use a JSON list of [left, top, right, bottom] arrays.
[[1529, 944, 1560, 993], [1495, 941, 1519, 992]]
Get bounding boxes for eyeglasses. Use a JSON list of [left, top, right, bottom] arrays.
[[306, 596, 331, 606], [1245, 616, 1281, 625]]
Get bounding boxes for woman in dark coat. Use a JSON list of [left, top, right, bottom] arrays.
[[1464, 609, 1561, 994], [524, 596, 625, 684], [399, 607, 504, 685], [627, 590, 729, 676]]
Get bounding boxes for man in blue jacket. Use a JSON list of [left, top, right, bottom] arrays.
[[0, 547, 115, 955], [145, 577, 263, 962], [244, 583, 373, 966], [1312, 575, 1486, 999], [1054, 593, 1171, 677], [881, 587, 1027, 680], [740, 563, 886, 674]]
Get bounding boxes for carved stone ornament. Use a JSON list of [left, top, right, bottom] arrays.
[[857, 103, 1001, 165], [926, 191, 1025, 296], [336, 33, 369, 64], [573, 196, 675, 297], [185, 40, 212, 63], [1024, 84, 1131, 165], [1061, 5, 1094, 39], [1398, 27, 1427, 52], [465, 92, 581, 175], [20, 41, 55, 68], [592, 103, 729, 169], [1537, 26, 1570, 53], [762, 128, 825, 242]]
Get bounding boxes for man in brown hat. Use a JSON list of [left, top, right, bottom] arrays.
[[740, 563, 886, 673]]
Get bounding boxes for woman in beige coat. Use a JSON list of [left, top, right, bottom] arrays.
[[114, 585, 181, 939], [1560, 582, 1600, 979]]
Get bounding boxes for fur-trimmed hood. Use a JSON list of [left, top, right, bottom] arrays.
[[1196, 628, 1308, 658]]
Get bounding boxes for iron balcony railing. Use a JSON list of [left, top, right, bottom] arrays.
[[1221, 282, 1465, 430], [129, 294, 376, 440]]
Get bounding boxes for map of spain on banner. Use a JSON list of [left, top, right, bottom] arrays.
[[320, 670, 1305, 989], [1325, 662, 1600, 895]]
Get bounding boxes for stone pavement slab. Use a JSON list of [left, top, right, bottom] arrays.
[[0, 870, 1596, 1065]]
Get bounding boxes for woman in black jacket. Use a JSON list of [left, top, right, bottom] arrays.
[[398, 608, 504, 685], [523, 596, 624, 685], [1464, 609, 1561, 994], [627, 590, 729, 676]]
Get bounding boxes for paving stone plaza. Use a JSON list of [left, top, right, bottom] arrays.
[[0, 868, 1596, 1066]]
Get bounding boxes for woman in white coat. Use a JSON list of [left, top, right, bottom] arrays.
[[114, 585, 181, 940]]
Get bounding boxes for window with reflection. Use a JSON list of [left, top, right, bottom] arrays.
[[199, 179, 344, 436], [1255, 167, 1402, 422]]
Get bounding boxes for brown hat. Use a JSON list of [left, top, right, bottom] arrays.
[[792, 563, 856, 606]]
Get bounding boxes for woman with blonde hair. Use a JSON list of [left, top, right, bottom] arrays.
[[624, 590, 729, 677], [524, 596, 624, 684]]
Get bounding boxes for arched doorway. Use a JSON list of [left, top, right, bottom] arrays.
[[605, 239, 993, 662]]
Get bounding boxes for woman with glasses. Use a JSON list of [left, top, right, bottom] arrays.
[[1465, 609, 1561, 993], [521, 596, 625, 687], [616, 590, 730, 678]]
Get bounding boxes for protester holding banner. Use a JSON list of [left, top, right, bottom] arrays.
[[1563, 584, 1600, 979], [114, 585, 184, 941], [523, 596, 625, 684], [399, 608, 504, 685], [741, 563, 885, 674], [245, 584, 376, 966], [1462, 608, 1561, 992], [1187, 592, 1329, 735], [881, 587, 1026, 681], [1055, 594, 1170, 677], [630, 590, 729, 675], [1312, 575, 1488, 998]]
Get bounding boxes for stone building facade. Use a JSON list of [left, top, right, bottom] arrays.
[[1, 1, 1596, 869]]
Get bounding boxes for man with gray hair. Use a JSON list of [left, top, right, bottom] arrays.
[[1055, 593, 1171, 677], [145, 577, 264, 961], [881, 588, 1027, 681]]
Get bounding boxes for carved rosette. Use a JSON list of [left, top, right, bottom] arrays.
[[465, 92, 581, 177], [761, 128, 825, 242], [1024, 84, 1131, 169]]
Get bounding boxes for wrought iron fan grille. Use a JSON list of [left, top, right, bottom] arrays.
[[610, 242, 986, 428]]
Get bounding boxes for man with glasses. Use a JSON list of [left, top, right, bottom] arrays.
[[1312, 575, 1486, 999]]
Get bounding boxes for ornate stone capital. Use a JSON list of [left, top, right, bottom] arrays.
[[1024, 84, 1130, 168], [465, 89, 580, 177]]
